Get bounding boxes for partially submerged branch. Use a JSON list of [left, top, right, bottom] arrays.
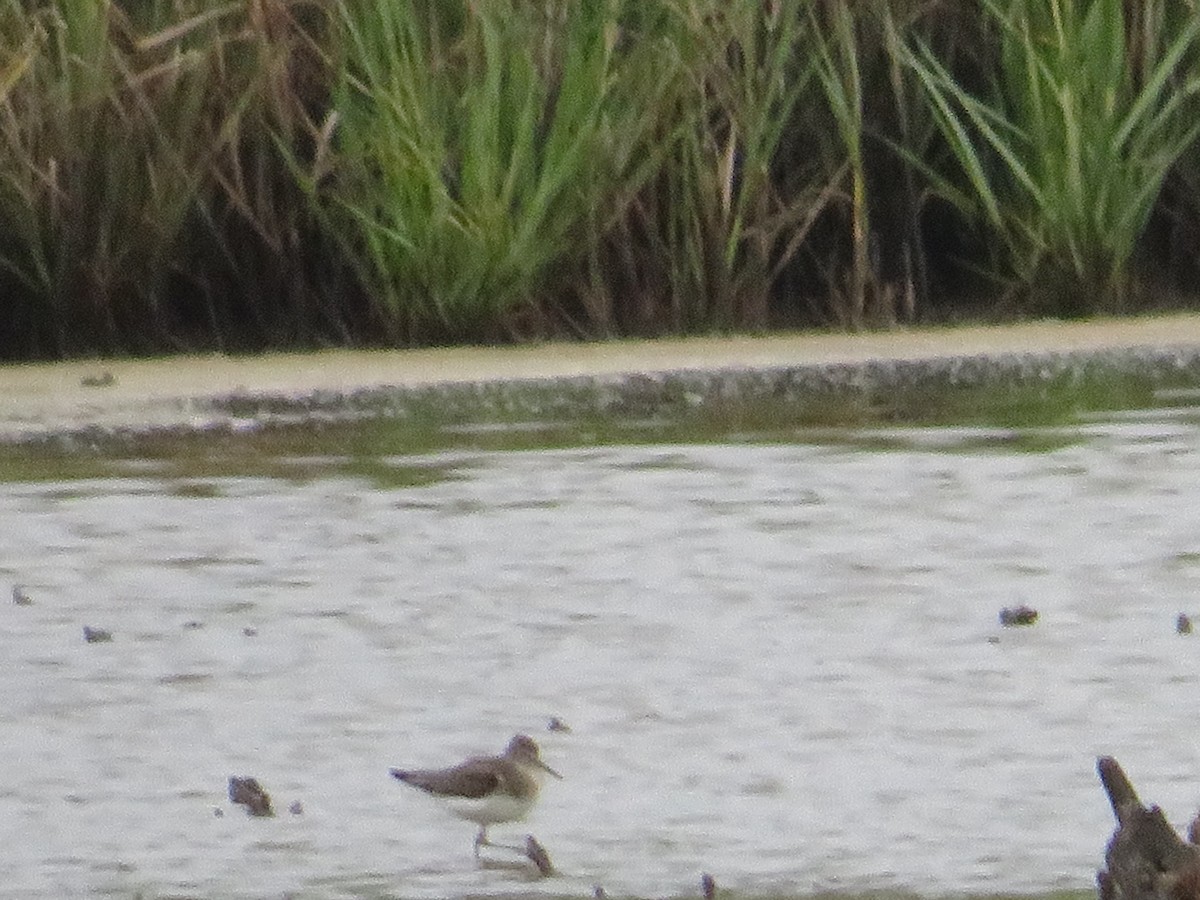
[[1096, 757, 1200, 900]]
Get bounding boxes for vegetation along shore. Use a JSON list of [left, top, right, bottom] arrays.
[[3, 1, 1200, 360]]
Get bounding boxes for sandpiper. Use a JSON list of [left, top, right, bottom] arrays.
[[390, 734, 561, 856]]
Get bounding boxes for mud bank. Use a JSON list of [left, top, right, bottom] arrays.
[[4, 314, 1200, 443]]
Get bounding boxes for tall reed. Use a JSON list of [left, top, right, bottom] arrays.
[[0, 0, 338, 357], [0, 2, 216, 355], [812, 0, 873, 327], [180, 0, 345, 349], [311, 0, 664, 342], [1128, 0, 1200, 297], [902, 0, 1200, 314], [589, 0, 820, 333]]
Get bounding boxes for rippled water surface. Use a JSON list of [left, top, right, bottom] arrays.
[[6, 414, 1200, 900]]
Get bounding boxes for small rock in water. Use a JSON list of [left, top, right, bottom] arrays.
[[242, 626, 258, 637], [83, 626, 113, 643], [524, 835, 554, 876], [182, 620, 204, 630], [547, 716, 571, 733], [593, 887, 607, 900], [1177, 613, 1193, 635], [999, 605, 1038, 627], [228, 776, 275, 817], [288, 800, 304, 816], [12, 585, 33, 605], [701, 873, 717, 900]]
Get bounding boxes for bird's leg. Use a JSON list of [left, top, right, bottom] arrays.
[[473, 826, 526, 856]]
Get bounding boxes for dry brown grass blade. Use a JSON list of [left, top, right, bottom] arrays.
[[135, 4, 241, 53]]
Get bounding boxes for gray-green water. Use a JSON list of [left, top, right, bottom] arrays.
[[5, 389, 1200, 899]]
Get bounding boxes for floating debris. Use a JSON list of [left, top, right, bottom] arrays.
[[288, 800, 304, 816], [1178, 613, 1193, 635], [12, 585, 32, 606], [228, 776, 274, 817], [547, 716, 571, 733], [213, 807, 224, 818], [702, 873, 717, 900], [83, 626, 113, 643], [242, 626, 258, 637], [182, 620, 204, 631], [80, 372, 116, 388], [524, 835, 554, 876], [999, 604, 1038, 627]]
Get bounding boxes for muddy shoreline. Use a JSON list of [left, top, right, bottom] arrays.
[[5, 314, 1200, 443]]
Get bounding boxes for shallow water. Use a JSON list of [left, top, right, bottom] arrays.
[[5, 415, 1200, 899]]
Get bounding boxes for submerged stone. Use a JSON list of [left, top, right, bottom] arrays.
[[228, 776, 274, 817], [999, 605, 1038, 627]]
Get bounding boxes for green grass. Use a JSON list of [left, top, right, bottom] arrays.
[[902, 0, 1200, 314], [306, 0, 667, 341]]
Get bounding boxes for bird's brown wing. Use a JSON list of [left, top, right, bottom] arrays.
[[390, 763, 500, 799]]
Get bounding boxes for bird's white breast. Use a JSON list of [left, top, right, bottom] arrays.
[[445, 792, 535, 826]]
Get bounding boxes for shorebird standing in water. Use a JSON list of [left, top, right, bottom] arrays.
[[389, 734, 561, 857]]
